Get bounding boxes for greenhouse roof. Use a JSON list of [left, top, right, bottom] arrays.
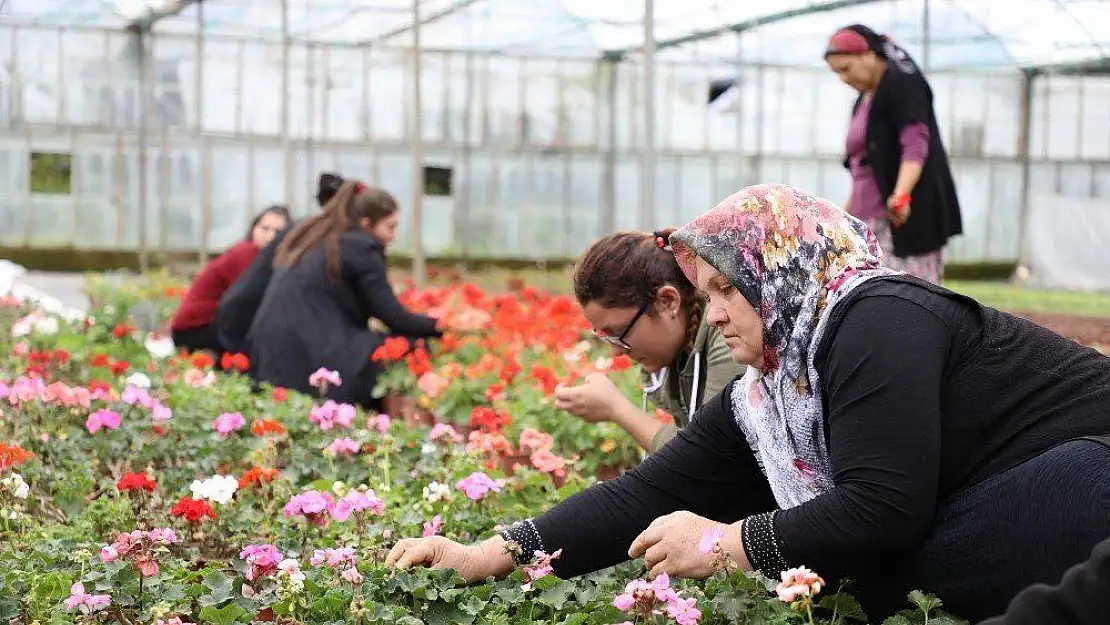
[[4, 0, 1110, 70]]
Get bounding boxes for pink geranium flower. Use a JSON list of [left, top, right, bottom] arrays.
[[324, 437, 361, 456], [775, 566, 825, 603], [309, 367, 343, 389], [522, 549, 562, 591], [212, 412, 246, 436], [64, 582, 111, 614], [331, 489, 384, 521], [283, 490, 335, 526], [422, 514, 444, 537], [240, 543, 284, 581], [698, 526, 724, 555], [429, 423, 462, 444], [310, 400, 357, 431], [86, 408, 122, 434], [455, 471, 501, 501]]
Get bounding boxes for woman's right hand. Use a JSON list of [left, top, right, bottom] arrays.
[[385, 536, 513, 584]]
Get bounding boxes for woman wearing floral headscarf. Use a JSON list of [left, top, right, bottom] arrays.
[[385, 184, 1110, 621], [825, 24, 962, 283]]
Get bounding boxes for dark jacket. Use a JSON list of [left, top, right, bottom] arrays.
[[979, 531, 1110, 625], [846, 60, 962, 257], [216, 225, 292, 352], [246, 230, 439, 406]]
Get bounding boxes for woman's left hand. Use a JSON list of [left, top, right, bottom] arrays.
[[628, 511, 746, 580]]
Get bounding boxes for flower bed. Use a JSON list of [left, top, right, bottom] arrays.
[[0, 275, 965, 625]]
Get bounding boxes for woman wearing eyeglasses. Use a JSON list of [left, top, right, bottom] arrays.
[[553, 229, 746, 453]]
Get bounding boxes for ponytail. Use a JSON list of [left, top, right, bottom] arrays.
[[274, 180, 399, 282]]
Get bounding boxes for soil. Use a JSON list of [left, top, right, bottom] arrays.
[[1012, 311, 1110, 347]]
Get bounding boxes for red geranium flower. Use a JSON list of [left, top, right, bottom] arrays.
[[221, 352, 250, 373], [117, 472, 157, 493], [170, 497, 216, 524]]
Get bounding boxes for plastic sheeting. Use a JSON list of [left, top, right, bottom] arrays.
[[1022, 194, 1110, 293]]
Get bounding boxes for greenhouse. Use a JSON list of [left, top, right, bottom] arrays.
[[0, 0, 1108, 286]]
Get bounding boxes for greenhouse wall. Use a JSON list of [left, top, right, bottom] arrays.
[[0, 25, 1108, 264]]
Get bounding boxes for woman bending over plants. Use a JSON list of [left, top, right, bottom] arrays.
[[386, 183, 1110, 622]]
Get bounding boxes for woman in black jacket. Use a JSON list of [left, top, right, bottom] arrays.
[[825, 24, 962, 284], [246, 180, 441, 408], [384, 184, 1110, 622], [217, 172, 346, 353]]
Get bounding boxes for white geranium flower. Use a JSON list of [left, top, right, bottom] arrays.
[[189, 475, 239, 505], [125, 372, 152, 389], [422, 481, 452, 503], [144, 334, 175, 360]]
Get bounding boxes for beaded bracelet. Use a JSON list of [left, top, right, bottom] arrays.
[[741, 511, 788, 576], [498, 518, 547, 566]]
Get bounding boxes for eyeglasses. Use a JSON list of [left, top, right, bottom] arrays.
[[592, 300, 651, 351]]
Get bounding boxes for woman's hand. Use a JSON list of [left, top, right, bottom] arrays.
[[553, 372, 629, 423], [628, 511, 747, 580], [385, 536, 514, 584], [886, 193, 912, 229]]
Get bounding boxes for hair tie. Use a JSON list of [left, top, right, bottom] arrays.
[[354, 182, 367, 193], [655, 236, 666, 249]]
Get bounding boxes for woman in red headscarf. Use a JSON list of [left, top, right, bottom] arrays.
[[824, 24, 962, 284]]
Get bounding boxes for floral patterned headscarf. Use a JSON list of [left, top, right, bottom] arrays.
[[670, 183, 899, 508]]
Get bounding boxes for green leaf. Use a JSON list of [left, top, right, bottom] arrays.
[[198, 602, 251, 625], [819, 593, 869, 622], [908, 590, 944, 615], [538, 579, 576, 611], [881, 617, 914, 625], [459, 594, 489, 616], [424, 600, 475, 625], [198, 571, 234, 606], [927, 614, 971, 625], [557, 614, 589, 625]]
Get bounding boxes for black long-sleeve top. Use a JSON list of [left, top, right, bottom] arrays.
[[246, 230, 439, 402], [216, 225, 292, 351], [506, 277, 1110, 596], [979, 535, 1110, 625]]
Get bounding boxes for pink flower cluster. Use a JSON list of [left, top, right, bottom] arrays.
[[86, 408, 122, 434], [332, 489, 385, 521], [310, 546, 363, 584], [518, 428, 570, 477], [212, 411, 246, 437], [429, 423, 463, 444], [156, 618, 196, 625], [417, 371, 450, 399], [64, 582, 111, 614], [240, 543, 284, 581], [283, 489, 385, 525], [422, 514, 444, 537], [522, 549, 562, 591], [309, 367, 343, 390], [775, 566, 825, 603], [2, 377, 101, 408], [517, 428, 553, 453], [455, 471, 501, 501], [324, 437, 361, 456], [310, 400, 356, 431], [367, 413, 391, 434], [612, 573, 702, 625], [99, 528, 179, 577], [122, 384, 173, 423], [283, 490, 335, 525]]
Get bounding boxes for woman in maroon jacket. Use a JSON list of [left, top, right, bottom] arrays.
[[170, 205, 291, 355]]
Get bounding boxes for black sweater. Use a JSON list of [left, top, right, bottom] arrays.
[[522, 277, 1110, 602]]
